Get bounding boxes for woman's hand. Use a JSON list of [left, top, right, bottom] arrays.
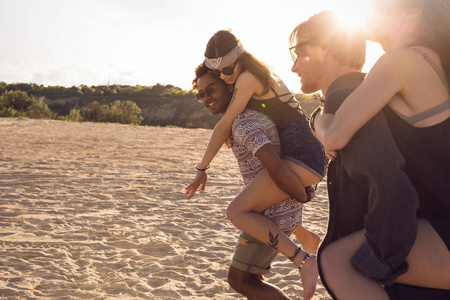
[[224, 135, 234, 149], [185, 171, 208, 199]]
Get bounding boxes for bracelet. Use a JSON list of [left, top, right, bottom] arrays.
[[196, 165, 210, 171], [309, 106, 323, 132], [288, 246, 302, 262], [298, 252, 311, 270]]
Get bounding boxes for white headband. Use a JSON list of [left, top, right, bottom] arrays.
[[204, 41, 244, 70]]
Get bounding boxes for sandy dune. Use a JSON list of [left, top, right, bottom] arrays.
[[0, 118, 331, 299]]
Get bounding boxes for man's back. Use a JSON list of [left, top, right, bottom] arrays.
[[319, 72, 419, 288], [230, 108, 303, 231], [231, 109, 281, 185]]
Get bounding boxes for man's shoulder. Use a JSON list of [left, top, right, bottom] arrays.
[[233, 109, 273, 127], [232, 109, 278, 147], [324, 72, 366, 114]]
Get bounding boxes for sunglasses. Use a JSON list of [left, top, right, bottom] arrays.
[[196, 86, 216, 102], [289, 40, 310, 62], [212, 61, 237, 76]]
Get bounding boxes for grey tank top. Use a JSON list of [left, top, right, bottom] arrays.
[[394, 48, 450, 125]]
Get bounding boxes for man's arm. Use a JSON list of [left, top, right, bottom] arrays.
[[254, 143, 308, 202]]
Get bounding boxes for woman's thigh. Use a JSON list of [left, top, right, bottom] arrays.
[[322, 219, 450, 290], [232, 167, 289, 213], [396, 219, 450, 289], [231, 161, 319, 213], [283, 159, 321, 187]]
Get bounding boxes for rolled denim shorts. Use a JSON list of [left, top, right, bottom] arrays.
[[279, 120, 327, 179], [231, 230, 294, 275]]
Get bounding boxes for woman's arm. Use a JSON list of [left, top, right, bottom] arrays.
[[314, 50, 406, 151], [185, 72, 262, 199], [196, 72, 262, 169]]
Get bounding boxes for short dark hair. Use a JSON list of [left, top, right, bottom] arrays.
[[289, 11, 366, 70], [192, 62, 211, 92], [192, 61, 228, 92]]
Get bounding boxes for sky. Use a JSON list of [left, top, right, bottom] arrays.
[[0, 0, 383, 93]]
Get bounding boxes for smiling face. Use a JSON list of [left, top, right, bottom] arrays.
[[290, 39, 325, 94], [196, 73, 232, 115]]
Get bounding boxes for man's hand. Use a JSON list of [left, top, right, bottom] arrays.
[[305, 186, 316, 201], [185, 171, 208, 199], [325, 150, 338, 161]]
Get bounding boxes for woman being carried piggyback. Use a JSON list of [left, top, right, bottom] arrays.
[[186, 30, 327, 298]]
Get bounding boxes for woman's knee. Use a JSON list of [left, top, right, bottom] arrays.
[[226, 202, 240, 225]]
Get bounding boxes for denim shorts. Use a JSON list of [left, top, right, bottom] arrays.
[[279, 120, 327, 179], [231, 230, 294, 275]]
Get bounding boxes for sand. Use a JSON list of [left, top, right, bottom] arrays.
[[0, 118, 331, 299]]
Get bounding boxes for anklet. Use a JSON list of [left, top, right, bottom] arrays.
[[298, 252, 311, 270], [288, 247, 302, 262]]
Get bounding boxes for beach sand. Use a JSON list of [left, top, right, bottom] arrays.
[[0, 118, 331, 299]]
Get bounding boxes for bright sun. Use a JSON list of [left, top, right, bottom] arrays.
[[334, 0, 372, 30]]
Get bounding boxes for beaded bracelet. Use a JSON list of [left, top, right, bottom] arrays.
[[299, 252, 311, 271], [196, 165, 210, 171]]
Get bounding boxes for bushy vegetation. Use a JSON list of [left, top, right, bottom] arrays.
[[78, 100, 143, 125], [0, 82, 194, 99], [0, 81, 321, 128], [0, 90, 55, 119], [0, 85, 147, 125]]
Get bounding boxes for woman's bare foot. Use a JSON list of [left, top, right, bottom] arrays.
[[294, 251, 318, 299]]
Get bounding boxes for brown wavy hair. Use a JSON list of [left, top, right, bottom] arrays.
[[405, 0, 450, 83], [204, 30, 274, 95]]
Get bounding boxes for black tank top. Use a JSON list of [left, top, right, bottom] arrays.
[[383, 47, 450, 226], [246, 79, 307, 129]]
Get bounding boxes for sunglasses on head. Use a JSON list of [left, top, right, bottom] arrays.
[[196, 86, 216, 102]]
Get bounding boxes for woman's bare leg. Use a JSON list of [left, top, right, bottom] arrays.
[[294, 225, 321, 254], [226, 160, 321, 299], [320, 231, 389, 300], [396, 219, 450, 289], [320, 219, 450, 299], [228, 160, 320, 214]]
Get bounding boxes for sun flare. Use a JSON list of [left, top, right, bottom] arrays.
[[334, 0, 372, 30]]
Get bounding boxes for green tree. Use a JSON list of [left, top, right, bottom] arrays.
[[0, 90, 54, 119], [28, 97, 56, 119], [0, 82, 7, 95], [110, 100, 143, 125], [65, 109, 83, 122], [0, 90, 35, 115], [80, 100, 143, 125], [80, 101, 108, 122]]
